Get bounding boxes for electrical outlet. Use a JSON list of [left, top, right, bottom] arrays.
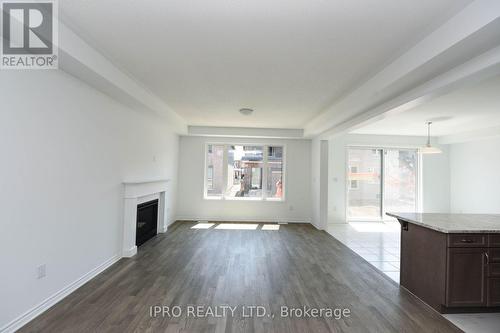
[[37, 264, 46, 279], [289, 205, 294, 211]]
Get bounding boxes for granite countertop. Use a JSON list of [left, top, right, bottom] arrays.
[[386, 213, 500, 234]]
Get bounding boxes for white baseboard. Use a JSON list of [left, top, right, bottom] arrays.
[[122, 246, 137, 258], [0, 254, 121, 333], [175, 216, 311, 224], [328, 221, 349, 225], [310, 221, 323, 230]]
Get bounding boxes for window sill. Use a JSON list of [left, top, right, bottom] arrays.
[[204, 196, 223, 200], [224, 197, 262, 201], [203, 196, 285, 202], [265, 197, 285, 202]]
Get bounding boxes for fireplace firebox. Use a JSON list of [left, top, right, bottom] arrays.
[[136, 199, 158, 246]]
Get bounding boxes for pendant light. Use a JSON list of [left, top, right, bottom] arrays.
[[421, 121, 442, 154]]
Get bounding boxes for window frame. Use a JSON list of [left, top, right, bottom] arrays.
[[203, 143, 286, 202]]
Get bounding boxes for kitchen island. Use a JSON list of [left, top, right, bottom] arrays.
[[387, 213, 500, 313]]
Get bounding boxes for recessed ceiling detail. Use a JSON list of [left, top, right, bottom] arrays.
[[351, 74, 500, 137], [60, 0, 471, 129]]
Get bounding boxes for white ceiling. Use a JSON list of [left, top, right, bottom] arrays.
[[60, 0, 471, 128], [351, 74, 500, 137]]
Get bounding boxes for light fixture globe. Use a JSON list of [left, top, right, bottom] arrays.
[[239, 108, 254, 116], [421, 144, 442, 154]]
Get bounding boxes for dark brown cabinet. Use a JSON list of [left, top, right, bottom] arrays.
[[446, 248, 487, 307], [398, 221, 500, 313], [490, 235, 500, 247], [445, 235, 500, 310], [488, 248, 500, 306], [488, 278, 500, 306]]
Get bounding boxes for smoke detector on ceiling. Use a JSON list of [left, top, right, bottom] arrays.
[[239, 108, 254, 116]]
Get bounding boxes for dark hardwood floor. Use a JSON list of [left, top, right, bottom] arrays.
[[20, 222, 462, 332]]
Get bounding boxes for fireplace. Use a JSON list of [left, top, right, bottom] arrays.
[[136, 199, 158, 246], [122, 179, 169, 257]]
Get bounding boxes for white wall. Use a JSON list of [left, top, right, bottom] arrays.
[[176, 136, 312, 223], [450, 136, 500, 214], [328, 134, 450, 223], [0, 70, 179, 330]]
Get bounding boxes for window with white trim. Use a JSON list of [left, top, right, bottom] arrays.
[[205, 144, 284, 201]]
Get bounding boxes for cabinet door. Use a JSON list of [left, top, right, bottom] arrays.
[[446, 248, 487, 307], [488, 278, 500, 306]]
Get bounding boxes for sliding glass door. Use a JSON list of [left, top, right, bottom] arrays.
[[347, 149, 383, 219], [347, 147, 419, 221], [384, 149, 418, 214]]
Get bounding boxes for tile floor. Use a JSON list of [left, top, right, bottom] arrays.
[[327, 221, 500, 333], [327, 221, 401, 283]]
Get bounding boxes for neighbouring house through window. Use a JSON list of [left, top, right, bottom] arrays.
[[205, 144, 284, 201], [349, 166, 359, 189], [206, 144, 224, 197]]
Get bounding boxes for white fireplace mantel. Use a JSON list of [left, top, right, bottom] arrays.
[[122, 179, 170, 257]]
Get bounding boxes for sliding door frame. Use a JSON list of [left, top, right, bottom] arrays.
[[345, 145, 422, 222]]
